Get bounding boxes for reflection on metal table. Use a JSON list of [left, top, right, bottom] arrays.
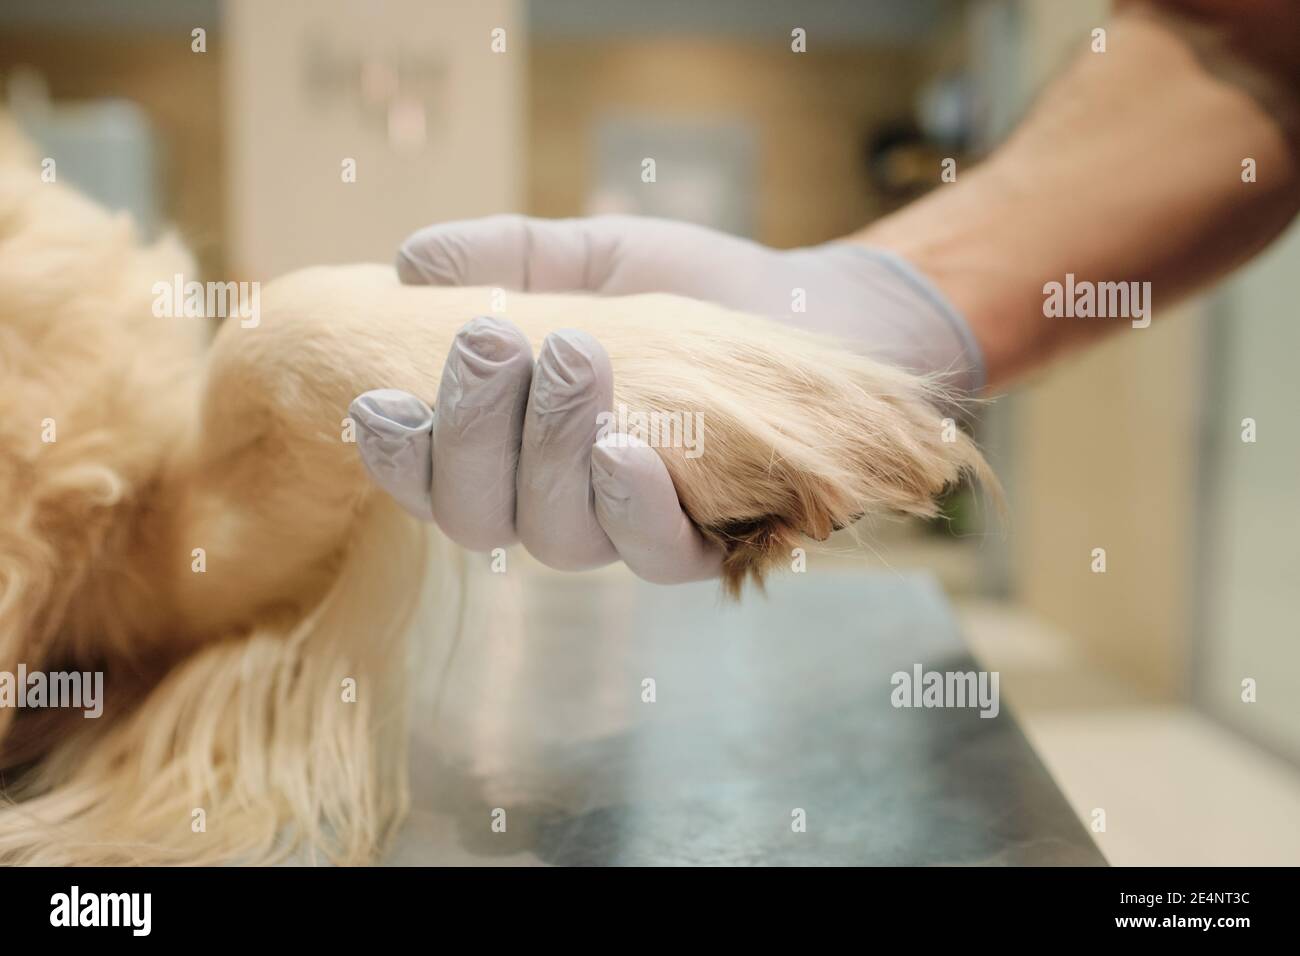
[[387, 566, 1106, 866]]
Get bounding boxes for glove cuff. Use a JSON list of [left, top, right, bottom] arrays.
[[822, 243, 987, 400]]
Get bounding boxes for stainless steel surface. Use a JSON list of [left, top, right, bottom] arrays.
[[389, 566, 1106, 865]]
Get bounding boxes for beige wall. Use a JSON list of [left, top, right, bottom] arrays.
[[527, 39, 928, 248], [224, 0, 523, 279], [1013, 311, 1202, 699]]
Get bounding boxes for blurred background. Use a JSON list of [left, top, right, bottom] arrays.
[[2, 0, 1296, 864]]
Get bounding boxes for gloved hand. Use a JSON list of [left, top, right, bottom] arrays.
[[350, 214, 984, 583]]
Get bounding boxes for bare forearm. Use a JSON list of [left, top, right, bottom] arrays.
[[856, 4, 1300, 389]]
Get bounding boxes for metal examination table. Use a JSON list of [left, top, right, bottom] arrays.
[[386, 567, 1106, 865]]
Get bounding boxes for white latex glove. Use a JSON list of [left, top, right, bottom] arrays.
[[351, 214, 984, 584]]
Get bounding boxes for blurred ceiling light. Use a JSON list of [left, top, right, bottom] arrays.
[[305, 36, 443, 152], [387, 96, 427, 150], [360, 58, 399, 105]]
